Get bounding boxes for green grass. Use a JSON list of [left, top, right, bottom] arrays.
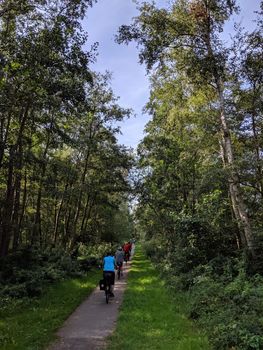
[[108, 247, 211, 350], [0, 269, 101, 350]]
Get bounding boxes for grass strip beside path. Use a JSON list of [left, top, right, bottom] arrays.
[[0, 269, 101, 350], [108, 247, 210, 350]]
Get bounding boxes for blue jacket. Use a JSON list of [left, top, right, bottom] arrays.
[[103, 256, 115, 271]]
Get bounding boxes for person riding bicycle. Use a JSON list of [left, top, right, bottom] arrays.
[[115, 246, 124, 276], [103, 252, 116, 297], [123, 242, 131, 261]]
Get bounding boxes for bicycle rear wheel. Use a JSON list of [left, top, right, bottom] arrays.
[[105, 285, 110, 304]]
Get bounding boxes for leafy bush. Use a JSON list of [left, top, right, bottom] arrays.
[[0, 242, 114, 304], [143, 238, 167, 261], [2, 283, 28, 298], [77, 242, 117, 270], [0, 246, 83, 302], [189, 267, 263, 349], [143, 216, 263, 349]]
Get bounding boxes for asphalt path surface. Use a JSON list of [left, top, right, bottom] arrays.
[[48, 257, 132, 350]]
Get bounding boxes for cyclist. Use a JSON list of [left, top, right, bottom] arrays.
[[123, 242, 131, 261], [115, 246, 124, 276], [103, 251, 116, 297]]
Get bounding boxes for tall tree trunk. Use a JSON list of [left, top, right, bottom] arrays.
[[71, 149, 91, 246], [216, 80, 255, 256], [32, 119, 53, 246], [80, 194, 91, 234], [80, 193, 97, 235], [64, 207, 72, 247], [204, 21, 256, 256], [250, 90, 263, 196], [0, 101, 29, 256], [53, 182, 68, 244], [15, 169, 27, 248], [0, 110, 12, 168], [11, 142, 23, 251], [0, 145, 15, 257]]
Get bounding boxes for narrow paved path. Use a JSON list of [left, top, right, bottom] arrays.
[[48, 260, 131, 350]]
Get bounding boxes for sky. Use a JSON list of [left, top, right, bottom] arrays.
[[83, 0, 261, 149]]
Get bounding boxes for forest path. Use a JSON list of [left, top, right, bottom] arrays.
[[47, 259, 131, 350]]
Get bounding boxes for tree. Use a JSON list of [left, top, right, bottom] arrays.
[[0, 0, 133, 257], [117, 0, 259, 256]]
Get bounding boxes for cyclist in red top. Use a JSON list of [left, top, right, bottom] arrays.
[[123, 242, 131, 261]]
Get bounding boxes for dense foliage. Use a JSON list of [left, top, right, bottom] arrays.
[[0, 0, 134, 258], [118, 0, 263, 348], [0, 0, 135, 310], [0, 241, 115, 305], [1, 0, 263, 348]]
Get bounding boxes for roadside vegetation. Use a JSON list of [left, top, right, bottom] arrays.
[[143, 234, 263, 350], [0, 242, 121, 349], [1, 1, 263, 349], [0, 3, 134, 349], [0, 269, 101, 350], [117, 0, 263, 348], [108, 246, 210, 350]]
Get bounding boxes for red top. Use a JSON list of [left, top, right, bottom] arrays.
[[123, 243, 131, 253]]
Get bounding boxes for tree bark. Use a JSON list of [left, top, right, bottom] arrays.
[[216, 80, 255, 256], [53, 182, 68, 244], [250, 90, 263, 197], [203, 17, 256, 256], [32, 118, 53, 246], [0, 145, 15, 257], [11, 142, 23, 251], [71, 149, 91, 247]]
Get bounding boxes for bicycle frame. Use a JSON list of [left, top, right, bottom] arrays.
[[104, 273, 112, 304], [117, 263, 122, 279]]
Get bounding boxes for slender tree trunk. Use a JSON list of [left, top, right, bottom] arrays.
[[191, 158, 196, 215], [250, 91, 263, 196], [216, 80, 255, 256], [0, 145, 15, 257], [32, 119, 53, 246], [53, 182, 68, 244], [203, 20, 256, 256], [16, 169, 27, 247], [71, 149, 91, 246], [0, 110, 12, 168], [80, 194, 90, 234], [80, 193, 97, 235], [64, 207, 72, 247], [11, 142, 23, 251]]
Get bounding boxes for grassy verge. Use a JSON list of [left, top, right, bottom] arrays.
[[108, 247, 210, 350], [0, 269, 101, 350]]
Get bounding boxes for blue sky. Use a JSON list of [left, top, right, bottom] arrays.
[[83, 0, 261, 149]]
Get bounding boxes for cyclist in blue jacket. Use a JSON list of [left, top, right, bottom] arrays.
[[103, 252, 116, 297]]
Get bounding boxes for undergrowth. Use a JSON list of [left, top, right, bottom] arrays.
[[143, 218, 263, 350], [108, 246, 210, 350], [0, 269, 101, 350]]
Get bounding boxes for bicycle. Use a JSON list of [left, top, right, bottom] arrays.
[[103, 272, 114, 304], [124, 251, 130, 264], [116, 262, 123, 279]]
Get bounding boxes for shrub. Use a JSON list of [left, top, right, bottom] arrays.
[[188, 260, 263, 349], [143, 237, 167, 261], [77, 242, 116, 270], [0, 246, 84, 302], [143, 215, 263, 350]]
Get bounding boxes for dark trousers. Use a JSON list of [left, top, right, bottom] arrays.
[[103, 271, 115, 285]]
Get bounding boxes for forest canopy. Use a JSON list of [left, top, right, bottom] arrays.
[[117, 1, 263, 348], [0, 0, 134, 258]]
